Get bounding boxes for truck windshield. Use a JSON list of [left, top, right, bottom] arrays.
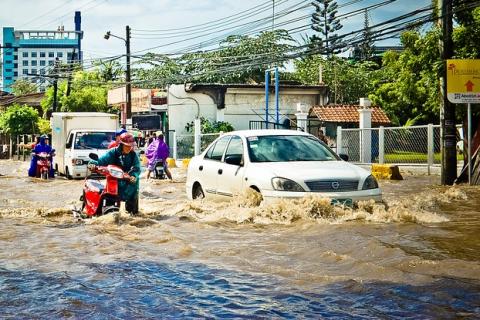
[[74, 132, 114, 150]]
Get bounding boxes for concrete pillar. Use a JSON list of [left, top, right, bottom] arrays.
[[336, 126, 343, 155], [216, 108, 225, 122], [295, 112, 308, 133], [358, 108, 372, 163], [172, 131, 177, 160], [194, 118, 201, 156], [379, 126, 385, 164]]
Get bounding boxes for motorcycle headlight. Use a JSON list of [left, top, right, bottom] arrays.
[[362, 175, 379, 190], [271, 177, 305, 192], [108, 167, 124, 178]]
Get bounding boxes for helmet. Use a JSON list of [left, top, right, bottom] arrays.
[[40, 134, 49, 139], [119, 132, 136, 147]]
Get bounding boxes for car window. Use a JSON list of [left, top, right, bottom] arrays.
[[247, 135, 338, 162], [205, 136, 231, 161], [224, 136, 243, 159]]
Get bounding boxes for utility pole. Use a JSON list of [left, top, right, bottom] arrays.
[[52, 58, 60, 112], [439, 0, 457, 185], [126, 25, 132, 122]]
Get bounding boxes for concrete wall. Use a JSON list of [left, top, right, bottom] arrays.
[[167, 84, 325, 135]]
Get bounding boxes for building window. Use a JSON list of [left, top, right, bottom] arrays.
[[40, 52, 46, 58], [31, 52, 37, 58], [22, 52, 29, 58], [40, 69, 45, 75], [5, 77, 12, 80], [57, 52, 63, 58], [5, 69, 12, 72], [40, 60, 46, 66], [31, 60, 37, 66], [5, 60, 13, 65], [48, 52, 54, 58], [23, 61, 29, 66], [14, 72, 18, 77], [23, 69, 28, 75], [13, 55, 18, 60], [31, 69, 37, 74], [48, 60, 54, 66], [5, 51, 12, 55], [14, 63, 18, 68]]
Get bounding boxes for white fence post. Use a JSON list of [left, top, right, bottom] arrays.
[[358, 108, 372, 163], [172, 131, 177, 160], [379, 126, 385, 164], [336, 126, 343, 155], [194, 118, 201, 156], [427, 123, 434, 175]]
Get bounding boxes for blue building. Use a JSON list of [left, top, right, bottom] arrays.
[[2, 11, 82, 93]]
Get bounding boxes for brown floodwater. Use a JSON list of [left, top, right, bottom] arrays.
[[0, 159, 479, 318]]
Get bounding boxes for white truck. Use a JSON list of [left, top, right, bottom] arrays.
[[51, 112, 119, 178]]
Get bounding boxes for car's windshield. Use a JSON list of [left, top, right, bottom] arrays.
[[247, 135, 338, 162], [74, 132, 114, 150]]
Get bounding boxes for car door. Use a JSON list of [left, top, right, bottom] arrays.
[[198, 135, 231, 197], [216, 135, 246, 198]]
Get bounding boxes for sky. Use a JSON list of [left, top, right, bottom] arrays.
[[0, 0, 432, 64]]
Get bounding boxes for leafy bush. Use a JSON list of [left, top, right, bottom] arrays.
[[0, 104, 39, 135]]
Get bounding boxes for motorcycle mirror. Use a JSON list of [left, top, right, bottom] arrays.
[[89, 153, 99, 161]]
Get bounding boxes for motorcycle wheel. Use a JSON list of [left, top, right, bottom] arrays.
[[41, 171, 48, 180]]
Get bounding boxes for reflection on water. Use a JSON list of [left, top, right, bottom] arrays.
[[1, 261, 479, 319], [1, 160, 480, 318]]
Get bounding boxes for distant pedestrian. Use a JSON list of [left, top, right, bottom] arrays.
[[317, 128, 328, 144]]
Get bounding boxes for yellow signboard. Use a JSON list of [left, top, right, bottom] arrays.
[[447, 59, 480, 103]]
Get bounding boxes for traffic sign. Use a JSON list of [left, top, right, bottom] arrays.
[[446, 59, 480, 104]]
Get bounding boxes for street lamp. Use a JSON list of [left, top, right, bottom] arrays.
[[104, 26, 131, 127]]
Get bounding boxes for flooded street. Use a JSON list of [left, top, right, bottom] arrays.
[[1, 159, 479, 318]]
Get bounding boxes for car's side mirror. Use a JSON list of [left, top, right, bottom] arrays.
[[89, 153, 99, 161], [339, 154, 349, 161], [225, 155, 243, 166]]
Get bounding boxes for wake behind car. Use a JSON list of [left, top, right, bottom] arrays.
[[186, 129, 382, 204]]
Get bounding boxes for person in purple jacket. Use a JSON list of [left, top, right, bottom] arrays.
[[145, 131, 172, 180]]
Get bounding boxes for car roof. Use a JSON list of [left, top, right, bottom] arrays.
[[223, 129, 310, 138]]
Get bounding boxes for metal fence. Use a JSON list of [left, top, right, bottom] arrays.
[[172, 132, 221, 159], [338, 124, 461, 167]]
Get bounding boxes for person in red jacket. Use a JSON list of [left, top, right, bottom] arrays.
[[108, 128, 127, 149]]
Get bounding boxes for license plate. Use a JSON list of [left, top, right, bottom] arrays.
[[331, 198, 353, 207]]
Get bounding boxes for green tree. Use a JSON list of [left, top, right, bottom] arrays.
[[368, 30, 442, 125], [135, 30, 295, 85], [352, 10, 375, 61], [11, 79, 37, 95], [294, 55, 378, 104], [310, 0, 343, 55], [0, 104, 39, 135], [185, 117, 234, 133], [40, 70, 111, 114], [453, 4, 480, 58]]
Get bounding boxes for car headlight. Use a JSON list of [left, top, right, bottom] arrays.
[[362, 175, 379, 190], [271, 177, 305, 192]]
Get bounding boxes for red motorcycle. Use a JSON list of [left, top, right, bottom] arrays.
[[73, 153, 132, 218], [35, 152, 52, 180]]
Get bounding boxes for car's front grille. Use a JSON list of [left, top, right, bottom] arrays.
[[305, 179, 359, 192]]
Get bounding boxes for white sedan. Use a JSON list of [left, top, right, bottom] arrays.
[[186, 129, 382, 204]]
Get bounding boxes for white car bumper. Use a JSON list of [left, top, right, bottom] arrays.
[[261, 188, 382, 203], [70, 165, 88, 178]]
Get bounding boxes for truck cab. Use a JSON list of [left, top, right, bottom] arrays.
[[61, 130, 116, 178], [51, 112, 119, 179]]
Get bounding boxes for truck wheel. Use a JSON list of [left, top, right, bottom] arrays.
[[65, 166, 72, 180]]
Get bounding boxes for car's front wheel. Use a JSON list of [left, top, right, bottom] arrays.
[[192, 183, 205, 200]]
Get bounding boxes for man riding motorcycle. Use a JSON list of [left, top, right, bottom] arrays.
[[87, 132, 140, 215], [28, 134, 55, 178]]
